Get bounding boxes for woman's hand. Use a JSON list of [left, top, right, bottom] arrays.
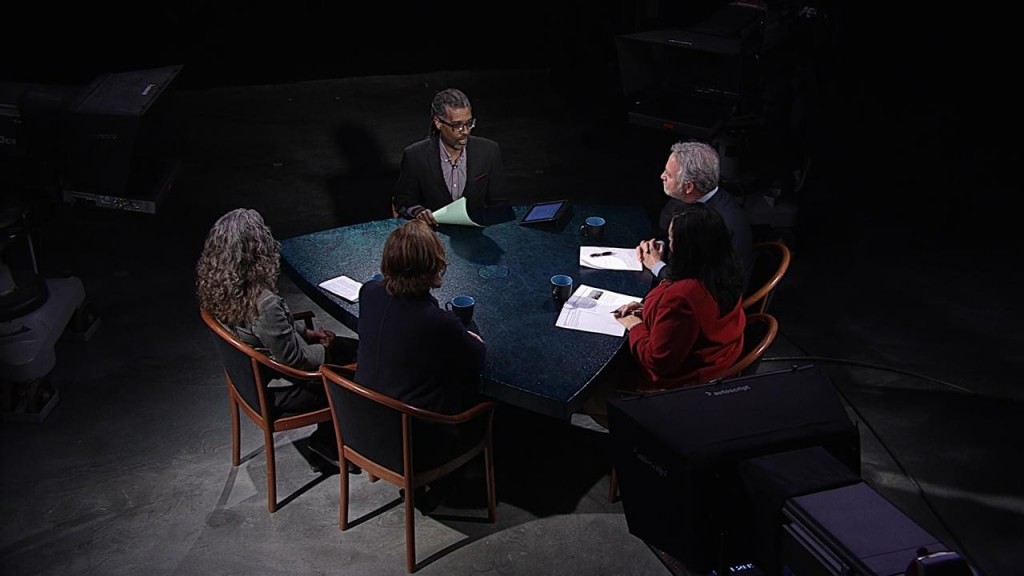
[[616, 315, 643, 331], [612, 301, 643, 319], [305, 328, 335, 347]]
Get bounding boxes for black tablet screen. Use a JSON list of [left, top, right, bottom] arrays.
[[522, 201, 568, 223], [526, 203, 561, 221]]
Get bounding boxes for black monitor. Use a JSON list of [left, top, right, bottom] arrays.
[[1, 65, 182, 214], [608, 365, 861, 574], [60, 65, 182, 212]]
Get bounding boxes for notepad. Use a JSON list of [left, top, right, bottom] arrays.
[[318, 275, 362, 302], [579, 247, 642, 271]]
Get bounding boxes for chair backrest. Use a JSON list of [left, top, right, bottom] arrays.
[[200, 308, 319, 420], [742, 241, 791, 314], [320, 364, 496, 475], [327, 369, 407, 472], [725, 312, 779, 378]]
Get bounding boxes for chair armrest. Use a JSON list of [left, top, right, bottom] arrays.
[[410, 399, 498, 425], [258, 354, 321, 382], [293, 310, 316, 331], [320, 363, 496, 424]]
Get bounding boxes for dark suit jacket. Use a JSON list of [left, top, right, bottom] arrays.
[[657, 190, 754, 287], [355, 280, 486, 416], [392, 135, 508, 215]]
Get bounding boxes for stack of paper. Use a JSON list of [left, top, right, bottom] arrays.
[[556, 284, 643, 337], [318, 275, 362, 302], [578, 247, 642, 270], [433, 197, 482, 227]]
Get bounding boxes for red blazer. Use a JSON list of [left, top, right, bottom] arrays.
[[627, 278, 745, 390]]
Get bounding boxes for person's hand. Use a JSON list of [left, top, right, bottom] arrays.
[[414, 208, 437, 227], [306, 328, 335, 347], [635, 238, 665, 271], [616, 314, 643, 331], [467, 330, 484, 343], [612, 301, 643, 319]]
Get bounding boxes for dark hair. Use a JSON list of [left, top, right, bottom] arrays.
[[665, 202, 744, 315], [428, 88, 471, 136], [381, 220, 447, 296]]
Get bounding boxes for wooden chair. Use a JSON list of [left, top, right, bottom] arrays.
[[200, 307, 333, 513], [743, 241, 791, 314], [607, 312, 780, 503], [720, 312, 779, 379], [320, 363, 497, 573]]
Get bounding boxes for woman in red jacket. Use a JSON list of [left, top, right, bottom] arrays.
[[615, 201, 746, 389], [583, 202, 746, 422]]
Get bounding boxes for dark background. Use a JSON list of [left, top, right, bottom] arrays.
[[4, 0, 1018, 250]]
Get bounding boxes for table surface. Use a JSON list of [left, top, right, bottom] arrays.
[[280, 204, 655, 420]]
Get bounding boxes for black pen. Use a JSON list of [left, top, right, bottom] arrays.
[[589, 251, 614, 257]]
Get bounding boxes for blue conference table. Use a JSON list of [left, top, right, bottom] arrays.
[[280, 204, 654, 420]]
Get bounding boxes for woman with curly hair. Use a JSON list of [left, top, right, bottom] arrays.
[[196, 207, 358, 471]]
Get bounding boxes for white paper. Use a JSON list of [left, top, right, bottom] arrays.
[[556, 284, 643, 337], [579, 246, 643, 271], [433, 197, 482, 227], [318, 275, 362, 302]]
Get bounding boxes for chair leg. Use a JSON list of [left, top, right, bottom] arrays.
[[404, 481, 416, 572], [264, 427, 277, 513], [484, 445, 496, 523], [608, 466, 619, 504], [339, 458, 350, 530], [230, 396, 241, 467]]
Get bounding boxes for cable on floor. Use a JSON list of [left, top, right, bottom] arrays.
[[759, 355, 975, 395]]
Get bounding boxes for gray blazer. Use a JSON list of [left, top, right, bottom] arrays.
[[235, 288, 325, 372]]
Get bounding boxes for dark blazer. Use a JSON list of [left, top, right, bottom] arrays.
[[392, 135, 508, 215], [355, 280, 486, 415], [657, 190, 754, 287]]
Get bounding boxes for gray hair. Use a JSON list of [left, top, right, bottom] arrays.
[[670, 141, 720, 194], [196, 208, 280, 326]]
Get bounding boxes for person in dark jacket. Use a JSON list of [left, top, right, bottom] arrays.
[[356, 219, 487, 511], [392, 88, 508, 226], [637, 140, 753, 290]]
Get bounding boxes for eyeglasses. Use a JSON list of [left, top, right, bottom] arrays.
[[437, 117, 476, 133]]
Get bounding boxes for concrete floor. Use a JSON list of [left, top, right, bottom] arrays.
[[2, 33, 1022, 576]]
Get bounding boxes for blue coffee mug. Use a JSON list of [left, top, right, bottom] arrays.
[[580, 216, 606, 241], [445, 295, 476, 325], [550, 274, 573, 303]]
